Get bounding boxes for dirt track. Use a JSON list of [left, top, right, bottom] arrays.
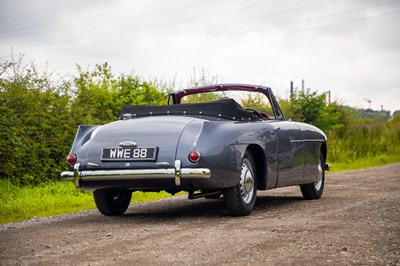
[[1, 164, 399, 265]]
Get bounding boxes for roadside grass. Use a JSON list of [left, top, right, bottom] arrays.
[[0, 180, 183, 225], [327, 118, 400, 172], [329, 154, 400, 172], [0, 181, 94, 224]]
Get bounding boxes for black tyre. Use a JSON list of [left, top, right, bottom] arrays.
[[223, 151, 257, 216], [300, 153, 325, 200], [93, 189, 132, 216]]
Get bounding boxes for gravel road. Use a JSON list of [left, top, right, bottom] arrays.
[[1, 164, 399, 265]]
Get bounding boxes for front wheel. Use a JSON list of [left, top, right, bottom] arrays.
[[93, 189, 132, 216], [300, 154, 325, 200], [223, 151, 257, 216]]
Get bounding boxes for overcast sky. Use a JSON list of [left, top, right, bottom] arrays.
[[1, 0, 399, 112]]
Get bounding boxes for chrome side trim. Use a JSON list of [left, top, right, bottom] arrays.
[[60, 161, 211, 187], [155, 162, 170, 167], [290, 139, 326, 143]]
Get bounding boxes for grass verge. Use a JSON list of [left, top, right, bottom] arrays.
[[329, 154, 400, 172], [0, 181, 94, 224], [0, 180, 182, 225]]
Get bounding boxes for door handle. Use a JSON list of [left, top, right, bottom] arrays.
[[274, 126, 281, 131]]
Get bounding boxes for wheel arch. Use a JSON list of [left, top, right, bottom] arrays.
[[246, 144, 267, 190]]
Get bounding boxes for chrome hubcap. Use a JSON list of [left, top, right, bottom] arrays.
[[240, 158, 254, 204], [314, 160, 323, 191]]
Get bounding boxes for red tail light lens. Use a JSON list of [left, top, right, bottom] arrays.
[[188, 151, 200, 163], [66, 154, 77, 165]]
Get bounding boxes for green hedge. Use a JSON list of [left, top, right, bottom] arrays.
[[0, 59, 168, 185]]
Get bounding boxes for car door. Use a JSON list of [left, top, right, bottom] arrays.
[[271, 120, 305, 187]]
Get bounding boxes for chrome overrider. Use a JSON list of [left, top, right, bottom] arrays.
[[61, 160, 211, 187]]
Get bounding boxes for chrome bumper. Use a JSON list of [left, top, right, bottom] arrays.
[[61, 160, 211, 187]]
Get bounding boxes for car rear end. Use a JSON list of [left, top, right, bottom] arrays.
[[61, 116, 236, 192]]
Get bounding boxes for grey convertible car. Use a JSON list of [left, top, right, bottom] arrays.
[[62, 84, 330, 216]]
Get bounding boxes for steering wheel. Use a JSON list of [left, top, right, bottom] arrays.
[[245, 108, 263, 119]]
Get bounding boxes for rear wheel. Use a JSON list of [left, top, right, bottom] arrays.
[[300, 153, 325, 200], [223, 151, 257, 216], [93, 189, 132, 216]]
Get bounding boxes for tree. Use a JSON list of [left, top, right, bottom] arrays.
[[282, 88, 349, 134], [71, 63, 118, 125], [240, 93, 273, 114], [0, 55, 74, 184], [289, 88, 325, 125], [187, 67, 221, 87], [71, 63, 168, 125]]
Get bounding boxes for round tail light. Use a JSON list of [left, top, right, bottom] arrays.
[[188, 151, 200, 163], [66, 154, 77, 165]]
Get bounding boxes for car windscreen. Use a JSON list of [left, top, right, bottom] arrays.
[[180, 90, 274, 118]]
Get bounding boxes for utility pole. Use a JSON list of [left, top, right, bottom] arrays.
[[290, 81, 293, 98], [326, 90, 331, 104], [364, 98, 372, 109]]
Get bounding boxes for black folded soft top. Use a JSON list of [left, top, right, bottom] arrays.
[[119, 98, 257, 121]]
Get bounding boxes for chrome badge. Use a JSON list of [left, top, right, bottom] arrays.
[[118, 141, 138, 147]]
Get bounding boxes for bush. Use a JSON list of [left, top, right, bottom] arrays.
[[279, 88, 400, 166], [0, 58, 169, 185], [0, 57, 74, 185]]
